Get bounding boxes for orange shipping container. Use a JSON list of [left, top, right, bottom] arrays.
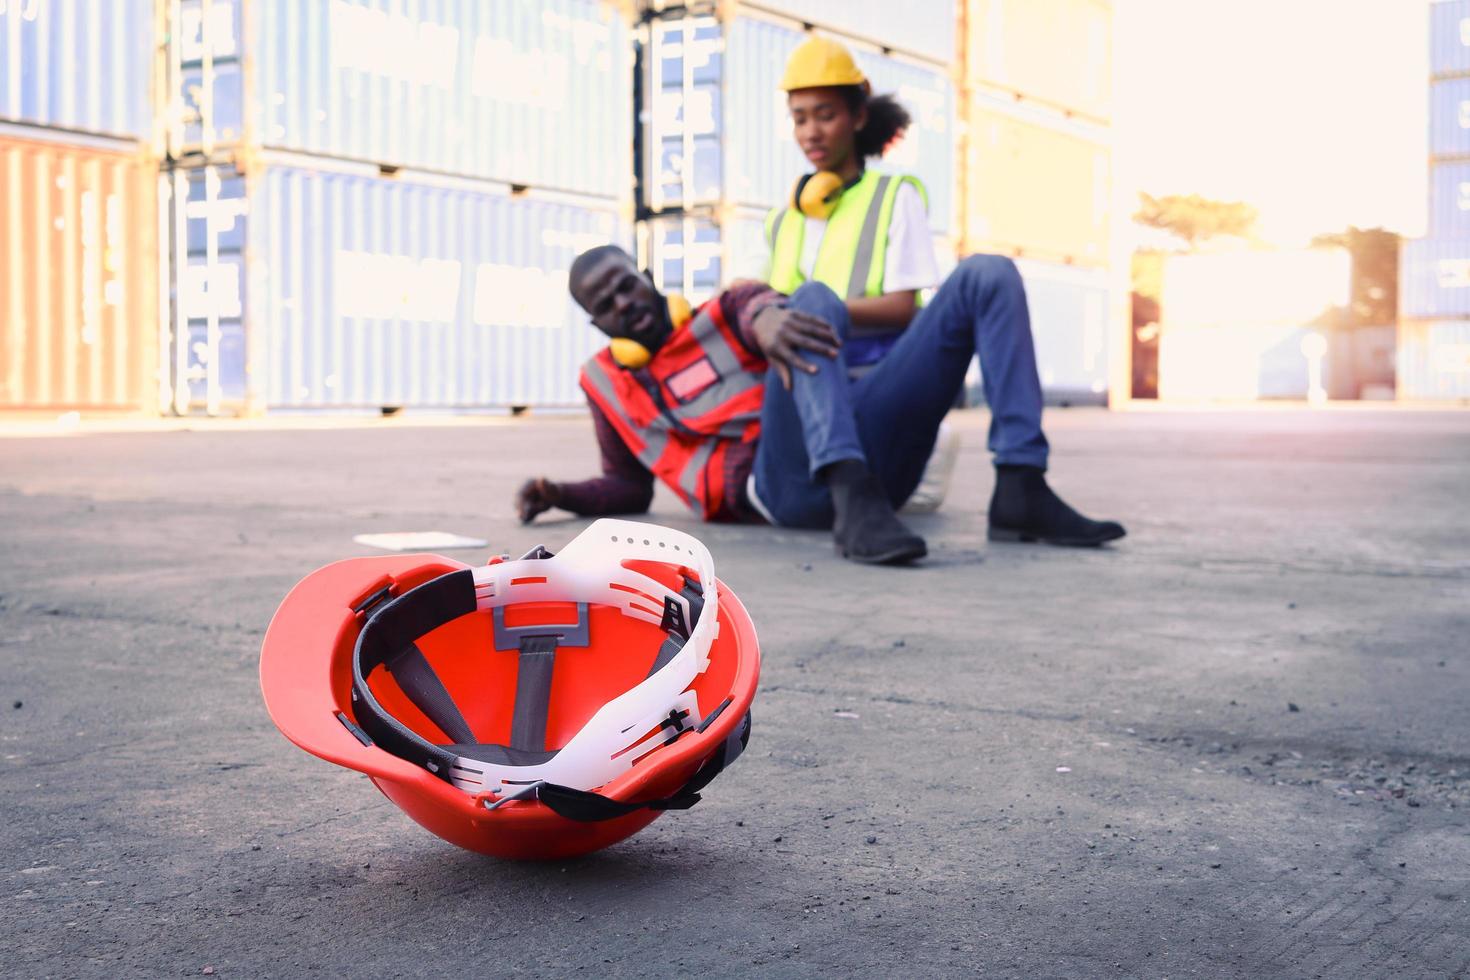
[[964, 105, 1111, 268], [0, 135, 158, 413], [965, 0, 1112, 122]]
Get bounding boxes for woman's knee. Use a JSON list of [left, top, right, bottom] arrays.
[[957, 253, 1024, 295], [788, 281, 851, 336]]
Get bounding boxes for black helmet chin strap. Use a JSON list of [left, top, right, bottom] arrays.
[[526, 702, 751, 822]]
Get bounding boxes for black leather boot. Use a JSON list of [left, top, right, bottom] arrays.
[[826, 460, 928, 565], [988, 464, 1125, 547]]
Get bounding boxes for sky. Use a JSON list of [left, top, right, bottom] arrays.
[[1113, 0, 1430, 248]]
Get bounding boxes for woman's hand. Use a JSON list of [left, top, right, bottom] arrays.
[[749, 305, 842, 390]]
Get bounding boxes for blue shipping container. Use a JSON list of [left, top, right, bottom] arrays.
[[1430, 77, 1470, 157], [169, 159, 630, 411], [0, 0, 154, 140], [1400, 237, 1470, 318], [174, 0, 632, 199], [1430, 160, 1470, 237], [1432, 0, 1470, 78], [1398, 319, 1470, 399]]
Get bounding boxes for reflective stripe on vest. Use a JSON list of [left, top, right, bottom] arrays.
[[764, 172, 928, 299], [579, 302, 764, 520]]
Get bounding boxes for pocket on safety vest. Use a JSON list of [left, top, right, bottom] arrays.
[[665, 357, 720, 404]]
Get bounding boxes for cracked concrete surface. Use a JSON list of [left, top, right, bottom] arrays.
[[1, 407, 1468, 978]]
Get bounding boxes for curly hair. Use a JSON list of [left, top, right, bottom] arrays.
[[839, 87, 912, 160]]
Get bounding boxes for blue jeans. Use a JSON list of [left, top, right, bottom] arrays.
[[751, 254, 1049, 529]]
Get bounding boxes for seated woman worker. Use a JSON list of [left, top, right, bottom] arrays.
[[762, 35, 934, 371], [513, 246, 1126, 565]]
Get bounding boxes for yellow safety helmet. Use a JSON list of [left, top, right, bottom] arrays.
[[779, 35, 868, 92]]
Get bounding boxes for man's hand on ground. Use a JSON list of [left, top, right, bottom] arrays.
[[750, 305, 841, 390], [516, 477, 562, 524]]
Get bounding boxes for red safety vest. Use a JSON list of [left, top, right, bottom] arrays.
[[580, 300, 766, 520]]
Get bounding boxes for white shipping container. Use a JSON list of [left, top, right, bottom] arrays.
[[965, 0, 1112, 122]]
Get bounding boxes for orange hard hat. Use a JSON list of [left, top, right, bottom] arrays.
[[259, 520, 760, 861]]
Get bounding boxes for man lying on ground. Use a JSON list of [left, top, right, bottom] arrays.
[[515, 245, 1124, 564]]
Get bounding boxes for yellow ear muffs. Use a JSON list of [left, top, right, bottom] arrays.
[[608, 294, 692, 369], [792, 171, 847, 220], [609, 338, 652, 369]]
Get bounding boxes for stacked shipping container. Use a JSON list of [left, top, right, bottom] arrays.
[[1, 0, 159, 413], [164, 0, 635, 414], [1401, 0, 1470, 399], [4, 1, 1125, 416], [962, 0, 1115, 403]]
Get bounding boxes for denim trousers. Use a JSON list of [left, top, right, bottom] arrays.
[[751, 254, 1049, 529]]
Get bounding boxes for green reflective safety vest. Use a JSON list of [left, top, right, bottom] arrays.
[[764, 171, 928, 299]]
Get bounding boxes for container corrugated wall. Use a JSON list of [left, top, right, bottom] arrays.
[[1016, 260, 1109, 402], [1430, 77, 1470, 158], [964, 96, 1109, 267], [1432, 0, 1470, 79], [1430, 160, 1470, 237], [741, 0, 956, 65], [0, 0, 155, 140], [1401, 237, 1470, 317], [722, 15, 955, 231], [643, 213, 725, 305], [965, 0, 1112, 122], [0, 135, 157, 410], [170, 159, 629, 411], [1398, 319, 1470, 400], [175, 0, 632, 199]]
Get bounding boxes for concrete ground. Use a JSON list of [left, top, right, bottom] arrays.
[[1, 406, 1467, 979]]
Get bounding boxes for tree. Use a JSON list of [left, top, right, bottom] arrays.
[[1310, 227, 1400, 326], [1133, 192, 1259, 250]]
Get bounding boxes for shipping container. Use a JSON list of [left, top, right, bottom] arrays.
[[739, 0, 956, 66], [0, 134, 158, 411], [169, 0, 633, 199], [964, 96, 1109, 267], [1400, 237, 1470, 317], [964, 0, 1112, 122], [641, 213, 726, 305], [0, 0, 155, 141], [1429, 77, 1470, 158], [1429, 159, 1470, 237], [1398, 318, 1470, 400], [1015, 259, 1109, 403], [645, 12, 955, 232], [1431, 0, 1470, 79], [164, 156, 630, 413]]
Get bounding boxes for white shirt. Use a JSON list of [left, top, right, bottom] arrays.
[[740, 179, 941, 294]]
